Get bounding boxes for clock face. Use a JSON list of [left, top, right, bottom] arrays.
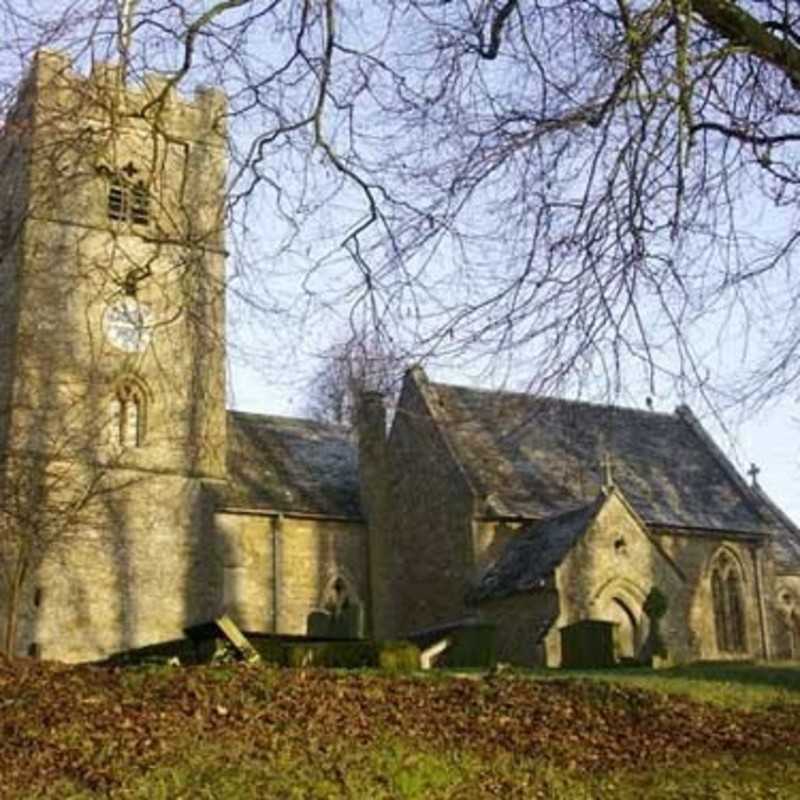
[[104, 298, 154, 352]]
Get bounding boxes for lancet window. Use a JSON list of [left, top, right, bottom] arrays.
[[111, 380, 147, 448], [710, 551, 748, 654]]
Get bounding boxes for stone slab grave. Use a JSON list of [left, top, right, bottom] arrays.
[[185, 615, 261, 664]]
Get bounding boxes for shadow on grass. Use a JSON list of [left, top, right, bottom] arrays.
[[531, 661, 800, 709], [655, 662, 800, 692]]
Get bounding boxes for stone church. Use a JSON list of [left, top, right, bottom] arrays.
[[1, 52, 799, 665]]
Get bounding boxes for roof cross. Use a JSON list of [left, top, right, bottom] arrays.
[[748, 462, 761, 488]]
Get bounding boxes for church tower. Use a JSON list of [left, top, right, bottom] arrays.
[[0, 52, 228, 661]]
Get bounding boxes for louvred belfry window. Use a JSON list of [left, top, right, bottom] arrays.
[[106, 162, 150, 226], [130, 181, 150, 225], [107, 177, 127, 220]]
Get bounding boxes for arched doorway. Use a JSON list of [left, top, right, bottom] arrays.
[[592, 578, 648, 661], [606, 597, 638, 659]]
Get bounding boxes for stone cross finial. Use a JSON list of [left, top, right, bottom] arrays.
[[748, 462, 761, 488], [601, 452, 615, 490]]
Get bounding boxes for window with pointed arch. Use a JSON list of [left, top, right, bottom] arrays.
[[710, 550, 748, 654], [111, 379, 147, 448], [323, 576, 364, 639]]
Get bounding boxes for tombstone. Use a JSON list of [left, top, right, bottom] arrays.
[[336, 601, 364, 639], [560, 619, 616, 668], [307, 610, 334, 638], [185, 615, 261, 664]]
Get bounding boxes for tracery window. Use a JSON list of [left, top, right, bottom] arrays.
[[111, 380, 147, 448], [710, 551, 748, 654]]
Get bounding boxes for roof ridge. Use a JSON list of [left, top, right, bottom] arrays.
[[673, 405, 768, 529], [428, 380, 677, 420], [404, 367, 483, 503], [753, 483, 800, 537], [227, 409, 351, 433]]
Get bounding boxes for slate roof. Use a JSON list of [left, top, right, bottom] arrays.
[[752, 485, 800, 572], [469, 500, 602, 603], [221, 411, 361, 518], [424, 379, 768, 534]]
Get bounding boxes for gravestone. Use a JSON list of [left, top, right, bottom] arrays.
[[560, 620, 616, 668]]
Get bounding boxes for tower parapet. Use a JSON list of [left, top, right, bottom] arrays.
[[17, 50, 226, 144]]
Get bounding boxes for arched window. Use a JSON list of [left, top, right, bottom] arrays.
[[111, 380, 147, 448], [324, 577, 353, 617], [130, 180, 150, 226], [107, 176, 127, 220], [307, 576, 364, 639], [710, 551, 748, 654]]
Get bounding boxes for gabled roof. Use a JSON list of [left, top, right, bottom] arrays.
[[752, 484, 800, 573], [415, 370, 769, 534], [220, 411, 361, 519], [469, 499, 602, 603]]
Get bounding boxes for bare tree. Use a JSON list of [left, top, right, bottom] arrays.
[[1, 2, 800, 405], [305, 329, 404, 428]]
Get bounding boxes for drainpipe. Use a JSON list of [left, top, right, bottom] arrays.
[[272, 514, 283, 634], [751, 544, 770, 660]]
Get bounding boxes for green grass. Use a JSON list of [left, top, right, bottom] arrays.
[[519, 661, 800, 710], [39, 744, 800, 799], [6, 661, 800, 798]]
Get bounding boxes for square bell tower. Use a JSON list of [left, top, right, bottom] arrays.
[[0, 51, 229, 661]]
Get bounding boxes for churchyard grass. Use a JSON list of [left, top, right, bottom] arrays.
[[527, 661, 800, 710], [3, 658, 800, 798]]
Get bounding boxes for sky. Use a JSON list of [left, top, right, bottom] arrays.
[[1, 1, 798, 526]]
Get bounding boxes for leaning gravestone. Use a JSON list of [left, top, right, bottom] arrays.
[[185, 615, 261, 664]]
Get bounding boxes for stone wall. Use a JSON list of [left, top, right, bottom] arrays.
[[654, 528, 768, 661], [18, 473, 220, 662], [379, 371, 477, 637], [215, 511, 368, 638], [472, 519, 526, 577]]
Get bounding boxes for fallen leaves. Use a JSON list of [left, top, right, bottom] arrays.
[[0, 660, 798, 797]]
